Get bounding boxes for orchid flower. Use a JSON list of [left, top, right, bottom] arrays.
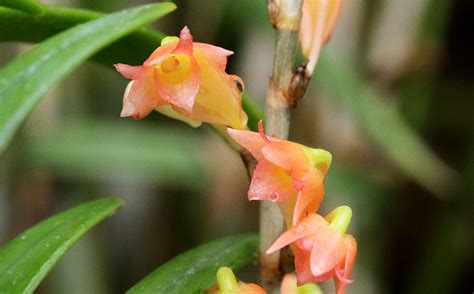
[[115, 27, 248, 129], [207, 267, 266, 294], [299, 0, 343, 75], [227, 121, 332, 226], [267, 206, 357, 294]]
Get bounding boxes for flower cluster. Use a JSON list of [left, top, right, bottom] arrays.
[[229, 123, 357, 293], [116, 11, 353, 291]]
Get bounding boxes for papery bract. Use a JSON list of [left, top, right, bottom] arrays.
[[299, 0, 342, 74], [115, 27, 248, 129], [267, 209, 356, 294], [227, 122, 332, 226]]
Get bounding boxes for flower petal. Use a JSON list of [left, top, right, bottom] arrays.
[[300, 0, 342, 74], [144, 42, 177, 66], [335, 235, 357, 294], [310, 227, 345, 277], [293, 169, 325, 225], [181, 48, 247, 129], [261, 141, 310, 179], [194, 42, 234, 71], [266, 214, 324, 254], [120, 69, 165, 119], [249, 160, 296, 202], [173, 26, 193, 55], [114, 64, 145, 80], [227, 128, 267, 160]]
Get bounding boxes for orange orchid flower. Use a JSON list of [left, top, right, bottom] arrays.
[[299, 0, 343, 74], [267, 207, 357, 294], [115, 27, 248, 129], [227, 122, 332, 226]]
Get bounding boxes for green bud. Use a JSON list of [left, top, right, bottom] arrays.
[[161, 36, 179, 46], [216, 267, 239, 292], [303, 148, 332, 171], [298, 283, 323, 294], [326, 206, 352, 235]]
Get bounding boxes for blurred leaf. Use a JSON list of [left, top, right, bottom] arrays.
[[22, 122, 205, 189], [127, 234, 258, 294], [0, 197, 123, 293], [0, 6, 165, 66], [317, 53, 457, 197], [0, 0, 43, 15], [0, 3, 176, 156]]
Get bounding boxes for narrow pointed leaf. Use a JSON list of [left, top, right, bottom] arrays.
[[127, 234, 258, 294], [0, 197, 123, 293], [0, 2, 176, 155]]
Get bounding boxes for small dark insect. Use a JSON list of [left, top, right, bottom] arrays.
[[234, 78, 244, 93]]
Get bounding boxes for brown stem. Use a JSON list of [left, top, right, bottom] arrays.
[[260, 0, 304, 291]]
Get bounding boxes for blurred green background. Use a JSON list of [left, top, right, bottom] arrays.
[[0, 0, 473, 293]]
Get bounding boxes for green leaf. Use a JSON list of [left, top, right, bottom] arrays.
[[0, 3, 176, 156], [0, 0, 43, 15], [0, 197, 123, 293], [22, 121, 205, 189], [317, 53, 457, 196], [127, 234, 258, 294]]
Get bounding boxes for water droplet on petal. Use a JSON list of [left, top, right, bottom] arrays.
[[269, 192, 279, 201]]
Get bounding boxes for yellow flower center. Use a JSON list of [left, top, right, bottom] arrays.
[[155, 54, 192, 84], [160, 55, 180, 73]]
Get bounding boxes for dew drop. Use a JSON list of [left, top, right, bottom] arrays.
[[269, 192, 279, 201]]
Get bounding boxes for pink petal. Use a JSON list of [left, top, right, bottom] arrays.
[[335, 235, 357, 294], [120, 69, 164, 119], [114, 64, 145, 80], [266, 215, 320, 254], [227, 129, 267, 160], [144, 42, 177, 66], [261, 141, 310, 179], [293, 169, 324, 225], [173, 26, 193, 55], [310, 227, 346, 277], [249, 160, 296, 202]]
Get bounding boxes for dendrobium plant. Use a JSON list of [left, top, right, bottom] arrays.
[[114, 1, 354, 292], [227, 122, 332, 227], [115, 26, 248, 129]]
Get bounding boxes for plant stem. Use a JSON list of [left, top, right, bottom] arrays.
[[261, 0, 303, 291]]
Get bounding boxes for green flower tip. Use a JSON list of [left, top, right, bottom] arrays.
[[216, 267, 239, 291], [161, 36, 179, 46], [298, 283, 323, 294], [326, 205, 352, 235], [304, 148, 332, 171]]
